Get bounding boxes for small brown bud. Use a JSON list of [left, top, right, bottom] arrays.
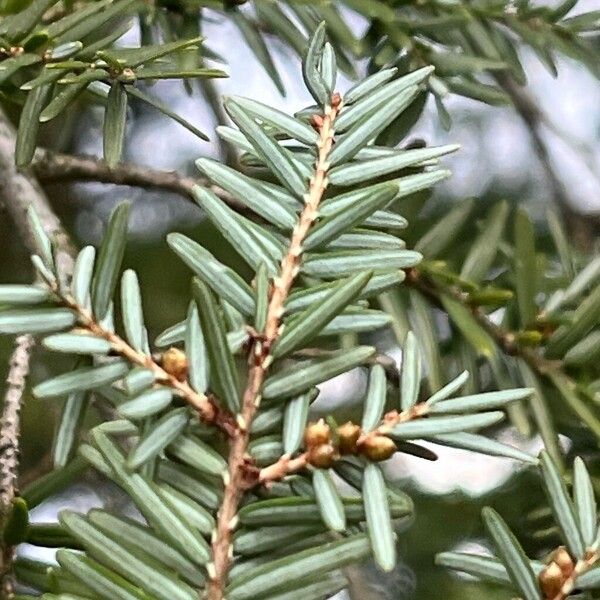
[[303, 419, 331, 448], [382, 410, 401, 426], [308, 443, 337, 468], [358, 435, 396, 462], [337, 422, 361, 455], [552, 546, 574, 578], [331, 92, 342, 108], [310, 114, 324, 129], [120, 67, 136, 82], [162, 347, 188, 381], [539, 562, 564, 599]]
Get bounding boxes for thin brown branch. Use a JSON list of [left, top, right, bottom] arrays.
[[0, 335, 34, 597], [38, 277, 238, 436], [0, 107, 77, 592], [207, 94, 343, 600], [31, 149, 247, 212], [404, 267, 561, 377], [258, 453, 309, 484], [0, 335, 34, 510]]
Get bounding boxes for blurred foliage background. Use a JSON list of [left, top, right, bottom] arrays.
[[0, 2, 599, 598]]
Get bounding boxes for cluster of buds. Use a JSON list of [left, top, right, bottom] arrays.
[[161, 347, 189, 382], [0, 46, 23, 58], [539, 546, 575, 599], [303, 419, 397, 468]]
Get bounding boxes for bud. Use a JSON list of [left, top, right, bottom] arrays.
[[310, 114, 324, 129], [119, 67, 136, 83], [515, 330, 544, 347], [552, 546, 574, 578], [539, 562, 563, 599], [162, 347, 188, 382], [303, 419, 331, 448], [468, 287, 514, 306], [331, 92, 342, 108], [307, 443, 337, 469], [358, 435, 396, 462], [337, 422, 361, 455]]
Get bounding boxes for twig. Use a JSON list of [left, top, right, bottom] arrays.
[[0, 335, 34, 597], [0, 107, 79, 593], [404, 267, 561, 377], [206, 94, 343, 600], [0, 335, 34, 511], [37, 275, 238, 436], [31, 149, 246, 212], [0, 117, 75, 278]]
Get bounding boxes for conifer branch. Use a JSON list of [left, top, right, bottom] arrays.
[[41, 277, 237, 436], [27, 150, 582, 404], [207, 93, 343, 600], [0, 335, 34, 510], [403, 267, 568, 382], [0, 109, 73, 594]]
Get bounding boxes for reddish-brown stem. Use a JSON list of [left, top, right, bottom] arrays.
[[206, 95, 342, 600], [52, 287, 237, 435]]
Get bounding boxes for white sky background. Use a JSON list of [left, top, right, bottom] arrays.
[[146, 3, 600, 211], [74, 1, 600, 240]]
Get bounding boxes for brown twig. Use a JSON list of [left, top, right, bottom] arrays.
[[0, 335, 34, 510], [0, 334, 34, 597], [206, 94, 343, 600], [31, 149, 246, 212], [0, 107, 78, 594], [39, 277, 238, 436]]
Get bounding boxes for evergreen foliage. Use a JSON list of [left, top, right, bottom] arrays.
[[0, 2, 598, 600]]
